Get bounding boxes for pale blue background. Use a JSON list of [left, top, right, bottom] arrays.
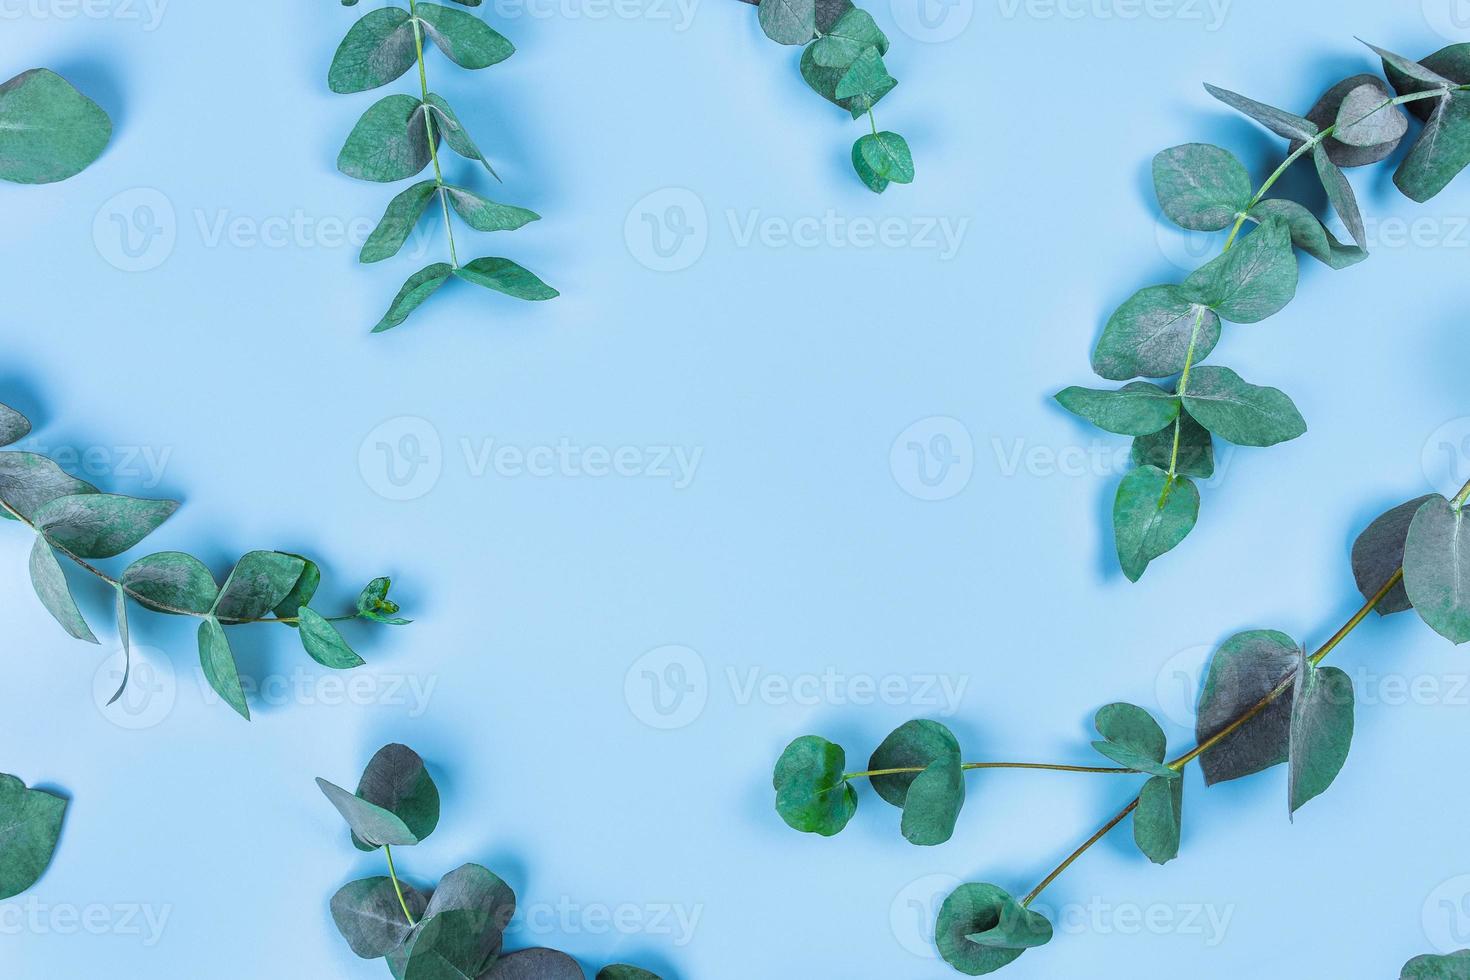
[[5, 1, 1470, 977]]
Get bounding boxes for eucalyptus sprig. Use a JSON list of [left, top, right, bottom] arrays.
[[1058, 40, 1470, 581], [0, 68, 111, 184], [774, 463, 1470, 974], [0, 399, 409, 721], [332, 0, 557, 333], [741, 0, 913, 193], [319, 744, 668, 980], [0, 773, 65, 901]]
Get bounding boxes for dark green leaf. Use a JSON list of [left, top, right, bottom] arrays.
[[453, 257, 559, 301], [851, 131, 913, 194], [0, 403, 30, 447], [833, 46, 896, 116], [1180, 215, 1298, 323], [421, 863, 515, 932], [299, 608, 366, 669], [1312, 145, 1365, 247], [1381, 42, 1470, 114], [273, 555, 321, 623], [445, 186, 539, 232], [1196, 629, 1298, 785], [402, 907, 503, 980], [424, 94, 498, 179], [34, 493, 178, 559], [772, 735, 857, 836], [215, 551, 307, 622], [1203, 83, 1318, 141], [1248, 199, 1366, 270], [1091, 702, 1176, 778], [329, 7, 417, 94], [338, 94, 436, 183], [1352, 495, 1437, 615], [1113, 466, 1199, 583], [416, 3, 515, 69], [0, 774, 66, 900], [317, 776, 419, 847], [356, 577, 410, 624], [1298, 74, 1407, 168], [1367, 40, 1455, 88], [0, 452, 97, 521], [868, 719, 960, 807], [28, 538, 97, 643], [1055, 382, 1179, 437], [348, 744, 439, 851], [758, 0, 816, 44], [0, 69, 111, 184], [331, 876, 429, 958], [1091, 285, 1220, 381], [1133, 774, 1183, 864], [198, 616, 249, 721], [1288, 654, 1354, 816], [362, 181, 438, 264], [935, 882, 1052, 976], [1404, 496, 1470, 643], [1403, 951, 1470, 979], [1396, 95, 1470, 204], [1152, 143, 1253, 232], [1181, 366, 1306, 447], [121, 552, 218, 614], [901, 755, 965, 846], [479, 948, 584, 979], [597, 968, 660, 980], [373, 262, 455, 333], [1131, 411, 1214, 480], [810, 8, 887, 67]]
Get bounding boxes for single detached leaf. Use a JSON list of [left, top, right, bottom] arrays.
[[480, 948, 584, 979], [1298, 74, 1408, 167], [445, 186, 539, 232], [424, 94, 498, 179], [362, 180, 438, 263], [373, 262, 454, 333], [1404, 496, 1470, 643], [273, 555, 321, 622], [900, 755, 965, 846], [1090, 702, 1176, 778], [121, 552, 218, 614], [1203, 83, 1318, 141], [1334, 82, 1409, 148], [772, 735, 857, 836], [1131, 410, 1214, 480], [416, 3, 515, 69], [331, 876, 429, 958], [298, 607, 366, 670], [1196, 629, 1298, 785], [28, 538, 97, 643], [1352, 495, 1438, 615], [452, 257, 559, 301], [0, 403, 31, 447], [1133, 774, 1183, 865], [1152, 143, 1253, 231], [0, 69, 111, 184], [0, 774, 67, 900], [34, 493, 179, 559], [834, 46, 897, 115], [758, 0, 816, 44], [1055, 382, 1179, 437], [1092, 285, 1220, 381], [198, 617, 249, 720], [1181, 215, 1298, 323], [868, 719, 961, 807], [1181, 366, 1306, 448], [1402, 951, 1470, 979], [0, 452, 97, 521], [402, 907, 503, 980], [1112, 465, 1199, 583], [350, 744, 439, 850], [1312, 145, 1365, 247], [597, 968, 661, 980], [851, 131, 914, 194], [215, 551, 307, 622], [935, 882, 1052, 976], [329, 7, 417, 93], [810, 8, 888, 67], [338, 94, 436, 183], [1249, 199, 1366, 270], [1287, 654, 1354, 817], [316, 777, 419, 847]]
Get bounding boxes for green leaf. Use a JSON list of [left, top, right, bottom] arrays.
[[338, 94, 436, 183], [1404, 496, 1470, 643], [424, 94, 498, 179], [1203, 83, 1318, 141], [273, 555, 321, 623], [1090, 702, 1176, 778], [1396, 95, 1470, 204], [329, 7, 417, 94], [373, 262, 455, 333], [28, 538, 97, 643], [1091, 285, 1220, 381], [900, 755, 965, 846], [199, 616, 249, 720], [1181, 366, 1306, 448], [810, 8, 888, 67], [1180, 215, 1298, 323], [1055, 382, 1179, 437], [834, 46, 896, 116], [772, 735, 857, 836], [298, 607, 366, 670], [362, 181, 438, 264], [121, 552, 218, 614], [1131, 410, 1214, 480], [868, 719, 960, 807], [851, 131, 913, 194], [1352, 495, 1437, 615], [1113, 465, 1199, 583], [1368, 40, 1455, 88], [215, 552, 307, 622], [935, 883, 1052, 976], [1196, 629, 1298, 785], [445, 186, 539, 232], [0, 774, 66, 900], [357, 576, 410, 624], [317, 777, 419, 847], [598, 968, 662, 980], [421, 863, 515, 932], [0, 69, 111, 184], [479, 948, 583, 979], [1299, 74, 1407, 168], [416, 3, 515, 69], [1152, 143, 1253, 231], [1403, 951, 1470, 979], [799, 43, 884, 118], [1249, 199, 1366, 270], [0, 403, 31, 447], [758, 0, 816, 44], [109, 585, 130, 706], [351, 744, 440, 849], [331, 876, 429, 958], [0, 452, 97, 521], [1287, 653, 1354, 817], [1133, 774, 1183, 865], [402, 907, 503, 980], [453, 257, 559, 301], [1381, 42, 1470, 110], [1334, 81, 1409, 148], [1312, 145, 1365, 247], [33, 492, 178, 559]]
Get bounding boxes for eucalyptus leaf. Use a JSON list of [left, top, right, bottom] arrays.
[[0, 403, 30, 447], [274, 555, 321, 622], [1334, 82, 1409, 148], [216, 551, 307, 622], [0, 452, 98, 522], [851, 132, 914, 194], [1248, 199, 1366, 270], [1395, 95, 1470, 204], [1181, 366, 1306, 448], [1131, 411, 1214, 480], [1403, 951, 1470, 979], [810, 8, 888, 67], [1056, 382, 1179, 437], [1367, 40, 1454, 88], [33, 492, 178, 559], [453, 257, 559, 301], [110, 585, 130, 706], [1382, 42, 1470, 116], [402, 907, 502, 980], [350, 744, 439, 849], [338, 94, 436, 183], [329, 7, 418, 93], [1351, 495, 1437, 615], [935, 882, 1052, 976], [121, 552, 218, 614], [28, 537, 97, 643], [298, 607, 366, 669], [597, 968, 661, 980], [373, 263, 455, 333], [481, 948, 585, 980], [1112, 465, 1199, 583], [1133, 774, 1183, 865], [416, 3, 515, 70], [362, 181, 439, 264], [868, 719, 960, 807], [834, 46, 896, 116], [1196, 629, 1298, 785], [1287, 653, 1354, 817], [1180, 215, 1298, 324], [445, 186, 539, 232], [900, 755, 965, 846], [1203, 83, 1318, 141], [198, 616, 249, 720], [1403, 495, 1470, 643], [0, 69, 112, 184], [1312, 145, 1365, 247], [758, 0, 816, 45], [331, 876, 429, 958], [1091, 286, 1220, 381], [424, 94, 499, 179], [1296, 74, 1407, 167], [422, 863, 515, 932], [317, 777, 419, 847], [1090, 702, 1176, 778], [0, 774, 67, 900], [1152, 143, 1253, 231], [772, 735, 857, 836], [357, 576, 411, 625]]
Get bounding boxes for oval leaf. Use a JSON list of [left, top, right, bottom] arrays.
[[331, 876, 429, 958], [772, 735, 856, 836], [1287, 655, 1354, 817], [1404, 496, 1470, 643], [1181, 366, 1306, 448], [34, 492, 178, 559], [121, 552, 219, 614], [0, 774, 67, 900], [1152, 143, 1252, 231], [0, 69, 111, 184], [1092, 285, 1221, 381], [868, 719, 960, 807], [329, 7, 418, 93], [1113, 466, 1199, 583], [1196, 629, 1298, 785], [1351, 495, 1437, 615], [935, 882, 1052, 976], [299, 607, 366, 670]]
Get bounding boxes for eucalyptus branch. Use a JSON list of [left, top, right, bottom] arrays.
[[1057, 39, 1470, 582], [0, 399, 409, 721], [773, 463, 1470, 974], [331, 0, 557, 333]]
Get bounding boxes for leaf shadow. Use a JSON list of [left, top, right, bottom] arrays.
[[43, 55, 127, 139]]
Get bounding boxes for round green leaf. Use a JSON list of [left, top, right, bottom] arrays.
[[317, 777, 419, 847], [1181, 366, 1306, 448], [1180, 215, 1298, 324], [329, 7, 418, 94], [1402, 950, 1470, 979], [935, 883, 1052, 976], [758, 0, 816, 44], [0, 69, 111, 184], [331, 876, 429, 958], [299, 607, 366, 670], [338, 94, 436, 183], [900, 755, 965, 846], [1334, 81, 1409, 148], [1092, 285, 1221, 381], [0, 453, 96, 521], [1351, 495, 1437, 615], [1055, 382, 1180, 437], [215, 551, 307, 622], [1133, 773, 1183, 865], [121, 552, 219, 614], [34, 492, 178, 559], [416, 3, 515, 69], [1196, 629, 1298, 785], [481, 948, 584, 979], [1404, 496, 1470, 643], [772, 735, 857, 836], [1091, 702, 1175, 777], [1112, 466, 1199, 583], [352, 744, 440, 848], [1288, 658, 1354, 816], [1152, 143, 1252, 231], [868, 719, 960, 807], [403, 908, 503, 980], [0, 774, 67, 900]]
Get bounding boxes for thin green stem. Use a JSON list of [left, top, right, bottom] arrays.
[[409, 0, 459, 268], [867, 109, 878, 137], [845, 762, 1131, 780], [384, 844, 417, 927]]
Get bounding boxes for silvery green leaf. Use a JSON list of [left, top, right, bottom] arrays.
[[316, 777, 419, 847], [1133, 774, 1182, 865], [109, 585, 130, 706], [352, 744, 439, 850], [1181, 366, 1306, 448], [401, 907, 503, 979], [1131, 411, 1214, 480], [0, 69, 111, 184], [1180, 216, 1298, 323], [935, 883, 1052, 975], [810, 8, 887, 67], [338, 95, 436, 183], [215, 551, 307, 622], [1382, 42, 1470, 114], [0, 774, 67, 900], [422, 863, 515, 931], [834, 46, 896, 116], [331, 876, 429, 958], [1287, 652, 1354, 817], [416, 3, 515, 69], [480, 948, 584, 979], [1403, 495, 1470, 643], [1113, 466, 1199, 583], [445, 186, 539, 232], [328, 7, 417, 94], [1312, 145, 1365, 247], [1203, 83, 1318, 141], [1196, 629, 1298, 785], [1054, 382, 1180, 437], [1334, 82, 1409, 148], [0, 452, 97, 521], [362, 181, 438, 264], [1152, 143, 1253, 232], [758, 0, 817, 44], [121, 552, 218, 614], [424, 95, 498, 179], [1351, 495, 1437, 615], [1092, 285, 1220, 381], [1091, 702, 1176, 778], [298, 608, 366, 670], [453, 258, 559, 301], [1395, 95, 1470, 203], [1296, 74, 1408, 167], [198, 616, 249, 720], [33, 492, 178, 559], [1248, 199, 1366, 270], [373, 262, 455, 333], [29, 537, 97, 643], [1402, 950, 1470, 979], [0, 404, 30, 447], [1364, 39, 1454, 87], [772, 735, 857, 836]]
